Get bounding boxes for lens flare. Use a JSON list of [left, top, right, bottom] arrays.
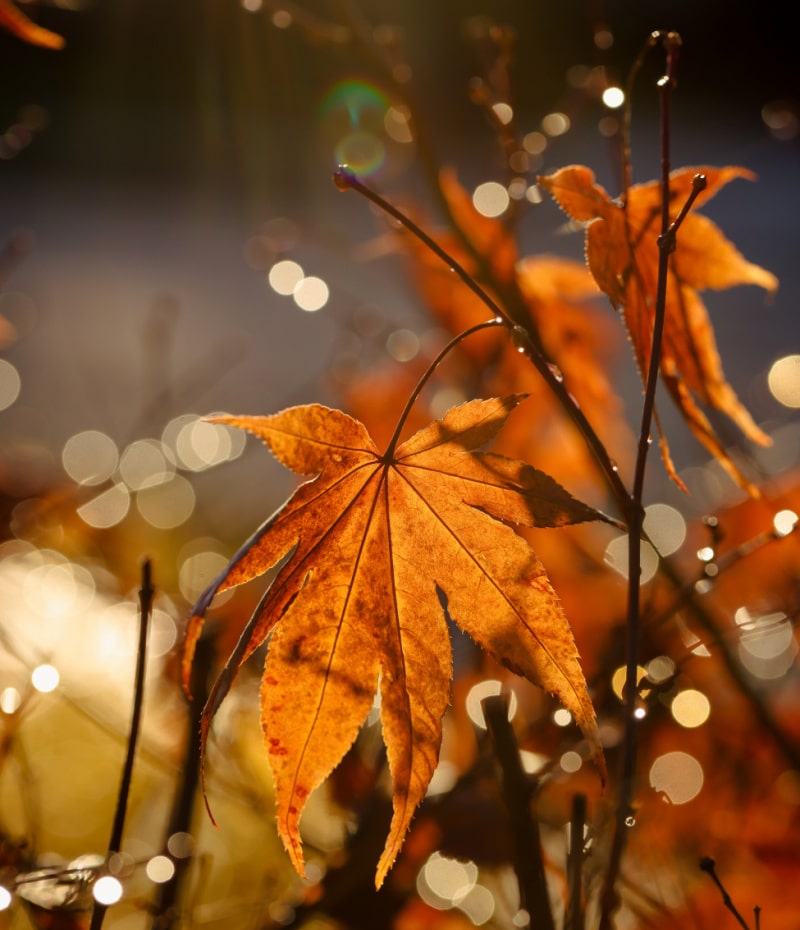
[[319, 79, 389, 176]]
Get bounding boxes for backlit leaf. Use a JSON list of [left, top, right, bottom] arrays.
[[183, 395, 607, 887], [539, 164, 778, 494]]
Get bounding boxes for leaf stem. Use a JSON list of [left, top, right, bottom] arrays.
[[334, 167, 630, 510], [382, 317, 503, 459], [90, 559, 154, 930]]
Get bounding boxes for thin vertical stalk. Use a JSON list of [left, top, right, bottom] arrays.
[[151, 633, 215, 929], [566, 793, 587, 930], [89, 559, 154, 930], [598, 34, 704, 929], [483, 694, 554, 930]]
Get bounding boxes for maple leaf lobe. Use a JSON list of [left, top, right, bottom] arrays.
[[185, 396, 605, 887]]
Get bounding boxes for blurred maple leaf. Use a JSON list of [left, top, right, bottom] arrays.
[[0, 0, 64, 49], [183, 395, 607, 886], [539, 165, 778, 495]]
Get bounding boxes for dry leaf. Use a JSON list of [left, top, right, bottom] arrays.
[[183, 395, 606, 886], [0, 0, 64, 49], [539, 164, 778, 494]]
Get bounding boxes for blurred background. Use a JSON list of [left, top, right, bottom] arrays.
[[1, 1, 798, 928]]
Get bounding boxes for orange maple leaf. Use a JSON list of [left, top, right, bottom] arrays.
[[539, 165, 778, 494], [0, 0, 64, 49], [183, 395, 607, 886]]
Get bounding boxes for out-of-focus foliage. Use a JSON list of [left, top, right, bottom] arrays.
[[0, 0, 64, 49]]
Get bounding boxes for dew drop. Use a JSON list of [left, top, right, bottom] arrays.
[[333, 166, 354, 190]]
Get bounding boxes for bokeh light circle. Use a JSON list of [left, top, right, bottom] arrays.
[[472, 181, 509, 218], [768, 354, 800, 407], [671, 689, 711, 728], [62, 430, 118, 485], [649, 751, 704, 804], [137, 474, 196, 529], [93, 876, 123, 905], [293, 276, 329, 312], [0, 359, 21, 410]]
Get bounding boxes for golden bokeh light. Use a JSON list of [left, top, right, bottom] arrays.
[[643, 503, 687, 556], [163, 415, 245, 472], [736, 607, 797, 679], [417, 851, 478, 909], [602, 86, 625, 108], [611, 664, 647, 701], [137, 474, 196, 528], [768, 354, 800, 407], [93, 875, 123, 905], [541, 112, 570, 136], [649, 751, 704, 804], [491, 102, 514, 125], [774, 508, 798, 536], [62, 430, 118, 485], [119, 439, 174, 491], [646, 655, 675, 684], [560, 750, 583, 773], [465, 679, 517, 729], [0, 358, 21, 411], [77, 482, 130, 528], [31, 664, 60, 693], [386, 328, 420, 362], [522, 131, 547, 154], [178, 548, 231, 604], [146, 855, 176, 884], [670, 689, 711, 728], [457, 884, 495, 924], [472, 181, 510, 218], [0, 687, 22, 714], [268, 259, 304, 296], [762, 100, 799, 140], [604, 535, 659, 583], [293, 275, 329, 312]]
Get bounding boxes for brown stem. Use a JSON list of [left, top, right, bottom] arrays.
[[699, 857, 752, 930], [599, 33, 684, 930], [483, 694, 555, 930], [566, 793, 587, 930], [90, 559, 154, 930]]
